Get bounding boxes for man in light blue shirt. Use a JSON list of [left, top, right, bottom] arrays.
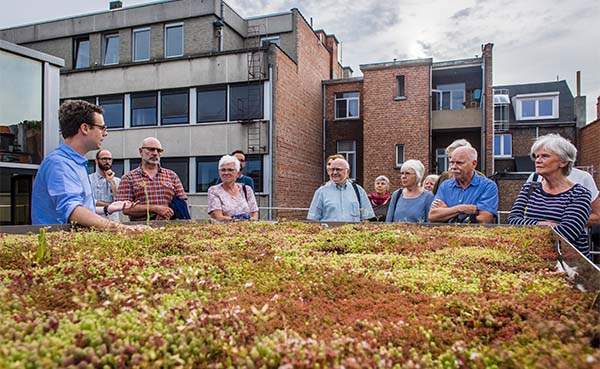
[[32, 100, 137, 229], [307, 158, 374, 222], [429, 147, 498, 223]]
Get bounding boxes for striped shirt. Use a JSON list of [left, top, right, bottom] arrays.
[[507, 182, 592, 256]]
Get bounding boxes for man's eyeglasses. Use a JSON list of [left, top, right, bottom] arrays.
[[328, 167, 347, 173], [98, 157, 113, 162], [142, 147, 164, 153], [87, 123, 107, 132], [219, 168, 236, 172]]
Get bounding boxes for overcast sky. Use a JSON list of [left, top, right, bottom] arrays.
[[1, 0, 598, 122]]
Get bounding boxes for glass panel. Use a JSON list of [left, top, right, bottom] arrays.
[[521, 100, 535, 117], [165, 25, 183, 57], [104, 34, 119, 65], [87, 160, 96, 174], [245, 155, 263, 193], [98, 95, 124, 128], [494, 135, 501, 156], [133, 29, 150, 61], [0, 50, 43, 165], [539, 99, 553, 116], [335, 99, 347, 119], [196, 156, 220, 192], [161, 90, 189, 125], [452, 90, 464, 109], [197, 87, 227, 122], [75, 38, 90, 69], [441, 91, 451, 110], [131, 92, 157, 126], [503, 134, 512, 155], [130, 159, 141, 170], [111, 159, 124, 178], [161, 157, 189, 192], [341, 92, 359, 99], [230, 84, 263, 120], [396, 144, 404, 165], [337, 140, 354, 152], [348, 99, 359, 118]]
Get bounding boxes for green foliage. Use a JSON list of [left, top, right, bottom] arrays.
[[0, 222, 597, 368]]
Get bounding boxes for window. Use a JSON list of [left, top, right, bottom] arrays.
[[335, 92, 359, 119], [103, 33, 119, 65], [245, 154, 264, 193], [260, 36, 280, 47], [197, 86, 227, 122], [515, 93, 559, 120], [395, 144, 405, 167], [196, 156, 221, 192], [436, 83, 465, 110], [133, 28, 151, 62], [74, 37, 90, 69], [131, 92, 157, 126], [98, 95, 124, 128], [161, 89, 189, 125], [337, 141, 356, 178], [88, 159, 124, 177], [165, 23, 184, 58], [230, 83, 263, 121], [494, 134, 512, 158], [396, 75, 405, 98], [161, 157, 189, 192], [436, 148, 448, 174]]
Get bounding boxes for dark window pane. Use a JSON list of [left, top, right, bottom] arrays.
[[230, 83, 263, 120], [104, 34, 119, 65], [131, 92, 157, 126], [130, 159, 141, 170], [160, 157, 189, 192], [245, 154, 263, 193], [396, 144, 404, 166], [397, 75, 405, 97], [74, 38, 90, 69], [161, 90, 188, 125], [494, 135, 501, 156], [111, 159, 124, 178], [196, 156, 220, 192], [539, 99, 553, 116], [522, 100, 535, 117], [335, 99, 347, 118], [197, 87, 226, 122], [99, 95, 124, 128], [165, 25, 183, 57], [133, 29, 150, 61], [87, 159, 95, 174]]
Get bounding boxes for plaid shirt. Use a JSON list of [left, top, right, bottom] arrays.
[[116, 166, 187, 221]]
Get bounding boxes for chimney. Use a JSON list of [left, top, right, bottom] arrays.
[[110, 1, 123, 10], [576, 70, 581, 97], [597, 96, 600, 120], [573, 71, 586, 127]]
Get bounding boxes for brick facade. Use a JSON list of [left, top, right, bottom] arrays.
[[482, 43, 494, 176], [272, 12, 335, 217], [362, 62, 431, 193], [579, 119, 600, 185]]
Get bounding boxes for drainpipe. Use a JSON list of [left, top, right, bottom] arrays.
[[429, 63, 433, 173], [268, 64, 274, 220], [322, 83, 327, 182]]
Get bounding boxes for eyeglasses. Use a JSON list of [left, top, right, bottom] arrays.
[[400, 172, 416, 176], [328, 168, 347, 173], [87, 123, 107, 132], [142, 147, 164, 153], [98, 157, 113, 161], [219, 168, 236, 172]]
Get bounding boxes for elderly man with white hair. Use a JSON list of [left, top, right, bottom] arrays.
[[307, 158, 374, 222], [429, 146, 498, 223]]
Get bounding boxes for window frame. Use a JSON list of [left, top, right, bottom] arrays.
[[395, 144, 405, 168], [160, 89, 189, 125], [132, 27, 151, 62], [436, 83, 465, 110], [130, 91, 158, 127], [514, 92, 559, 120], [337, 140, 357, 179], [98, 94, 124, 129], [334, 91, 360, 120], [196, 85, 228, 123], [196, 156, 221, 193], [73, 37, 90, 69], [229, 82, 264, 121], [164, 22, 184, 58], [160, 157, 189, 192], [436, 148, 448, 174], [494, 133, 512, 158], [245, 154, 264, 193], [102, 33, 120, 66], [396, 75, 405, 99], [260, 35, 281, 47]]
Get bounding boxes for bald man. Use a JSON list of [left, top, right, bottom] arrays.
[[116, 137, 187, 221], [429, 147, 498, 224]]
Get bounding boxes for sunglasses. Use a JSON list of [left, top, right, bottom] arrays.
[[142, 147, 164, 153]]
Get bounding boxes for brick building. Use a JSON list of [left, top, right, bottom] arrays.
[[578, 97, 600, 185], [0, 0, 346, 221], [323, 44, 494, 193]]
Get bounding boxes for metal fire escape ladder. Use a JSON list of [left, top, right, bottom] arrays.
[[242, 24, 267, 153]]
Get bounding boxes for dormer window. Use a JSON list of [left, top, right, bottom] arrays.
[[513, 92, 559, 120]]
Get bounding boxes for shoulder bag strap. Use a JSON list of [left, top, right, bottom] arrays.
[[351, 182, 361, 209]]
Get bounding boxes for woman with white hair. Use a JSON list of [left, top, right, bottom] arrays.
[[386, 159, 434, 223], [368, 175, 391, 221], [508, 134, 592, 257], [423, 174, 439, 192], [207, 155, 259, 221]]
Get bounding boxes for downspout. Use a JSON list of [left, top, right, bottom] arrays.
[[429, 63, 433, 173], [322, 83, 327, 182], [268, 64, 274, 220]]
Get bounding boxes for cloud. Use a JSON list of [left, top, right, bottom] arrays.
[[450, 7, 472, 20]]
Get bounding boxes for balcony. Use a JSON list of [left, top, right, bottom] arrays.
[[432, 108, 482, 130]]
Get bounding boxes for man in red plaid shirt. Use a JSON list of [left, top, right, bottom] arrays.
[[116, 137, 187, 221]]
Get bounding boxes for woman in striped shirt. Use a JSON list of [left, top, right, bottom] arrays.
[[508, 134, 592, 257]]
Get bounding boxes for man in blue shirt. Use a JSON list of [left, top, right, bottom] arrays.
[[307, 158, 374, 222], [32, 100, 137, 229], [429, 147, 498, 223]]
